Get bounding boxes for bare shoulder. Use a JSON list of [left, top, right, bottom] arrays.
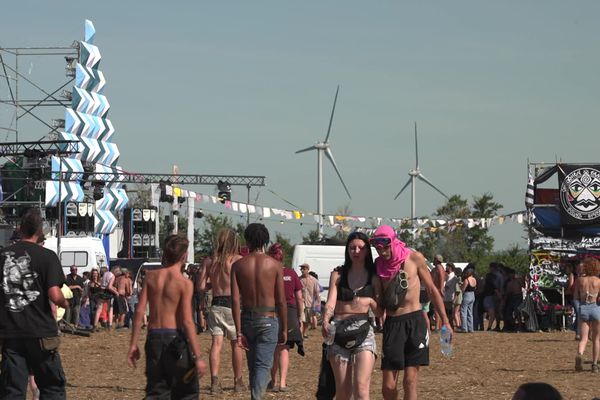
[[409, 251, 426, 264]]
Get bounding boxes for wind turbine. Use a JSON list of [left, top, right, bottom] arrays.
[[394, 122, 449, 226], [296, 85, 351, 237]]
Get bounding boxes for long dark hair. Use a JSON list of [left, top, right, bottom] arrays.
[[341, 231, 375, 275]]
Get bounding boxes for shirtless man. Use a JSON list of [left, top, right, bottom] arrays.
[[114, 268, 133, 329], [127, 234, 206, 399], [198, 228, 245, 393], [370, 226, 451, 400], [231, 223, 287, 400]]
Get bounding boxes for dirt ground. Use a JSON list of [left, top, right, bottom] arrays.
[[54, 327, 598, 400]]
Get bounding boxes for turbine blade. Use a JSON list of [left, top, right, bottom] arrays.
[[393, 178, 412, 200], [324, 85, 340, 143], [324, 147, 351, 199], [417, 173, 449, 199], [414, 121, 419, 169], [295, 145, 317, 154]]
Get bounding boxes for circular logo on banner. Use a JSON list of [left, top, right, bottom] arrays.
[[560, 167, 600, 221]]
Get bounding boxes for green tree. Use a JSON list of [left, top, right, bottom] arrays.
[[274, 232, 295, 267], [195, 214, 236, 257], [417, 193, 503, 265]]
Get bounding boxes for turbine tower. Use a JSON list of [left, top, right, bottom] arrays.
[[394, 122, 449, 226], [296, 85, 351, 237]]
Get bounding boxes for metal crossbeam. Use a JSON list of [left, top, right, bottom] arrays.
[[0, 140, 78, 157], [52, 172, 266, 186]]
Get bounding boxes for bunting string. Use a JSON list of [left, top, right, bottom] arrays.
[[165, 186, 528, 237]]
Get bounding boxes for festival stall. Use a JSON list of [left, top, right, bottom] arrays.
[[526, 163, 600, 331]]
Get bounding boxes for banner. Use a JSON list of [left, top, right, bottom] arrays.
[[558, 164, 600, 225]]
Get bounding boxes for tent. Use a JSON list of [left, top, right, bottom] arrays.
[[526, 162, 600, 330]]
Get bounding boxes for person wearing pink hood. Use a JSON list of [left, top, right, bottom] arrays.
[[370, 225, 452, 400]]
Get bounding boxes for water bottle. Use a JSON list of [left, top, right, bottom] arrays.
[[324, 321, 336, 345], [440, 326, 453, 357]]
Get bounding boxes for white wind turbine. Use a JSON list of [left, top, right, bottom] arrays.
[[296, 85, 351, 237], [394, 122, 449, 227]]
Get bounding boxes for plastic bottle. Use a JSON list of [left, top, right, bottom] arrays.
[[440, 326, 453, 357], [324, 321, 336, 345]]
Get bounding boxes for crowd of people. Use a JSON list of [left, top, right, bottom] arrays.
[[0, 209, 597, 399], [425, 259, 528, 335]]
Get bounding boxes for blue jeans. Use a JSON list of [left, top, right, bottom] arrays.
[[461, 292, 475, 332], [241, 315, 279, 400]]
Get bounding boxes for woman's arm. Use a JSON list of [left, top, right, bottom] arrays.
[[321, 270, 339, 338]]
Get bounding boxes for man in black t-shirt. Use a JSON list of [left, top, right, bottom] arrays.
[[65, 266, 85, 327], [0, 209, 69, 399]]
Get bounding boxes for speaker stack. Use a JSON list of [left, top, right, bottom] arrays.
[[64, 202, 95, 237], [122, 208, 157, 258]]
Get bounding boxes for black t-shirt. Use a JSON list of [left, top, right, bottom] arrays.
[[66, 274, 85, 303], [0, 241, 65, 338]]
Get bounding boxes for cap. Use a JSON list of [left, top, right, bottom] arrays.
[[299, 263, 310, 270], [434, 254, 444, 264]]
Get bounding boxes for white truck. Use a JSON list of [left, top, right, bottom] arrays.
[[44, 236, 109, 276], [291, 245, 380, 302]]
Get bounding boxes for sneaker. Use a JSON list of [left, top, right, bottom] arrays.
[[210, 376, 222, 394], [234, 377, 247, 392], [575, 354, 583, 372], [266, 381, 278, 392], [592, 363, 599, 373]]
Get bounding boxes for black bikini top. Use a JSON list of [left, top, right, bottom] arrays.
[[336, 268, 375, 301]]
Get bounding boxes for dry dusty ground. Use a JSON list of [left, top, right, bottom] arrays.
[[53, 327, 599, 400]]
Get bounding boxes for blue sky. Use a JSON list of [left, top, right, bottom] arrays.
[[2, 1, 600, 251]]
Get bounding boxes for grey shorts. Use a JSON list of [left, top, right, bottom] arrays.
[[208, 306, 237, 340], [327, 320, 376, 364], [579, 303, 600, 322]]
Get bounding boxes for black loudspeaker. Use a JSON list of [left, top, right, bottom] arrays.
[[64, 202, 95, 237], [122, 208, 157, 258]]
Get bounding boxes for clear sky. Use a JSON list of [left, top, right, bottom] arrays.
[[2, 1, 600, 251]]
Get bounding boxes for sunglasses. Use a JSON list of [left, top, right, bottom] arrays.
[[369, 237, 391, 248]]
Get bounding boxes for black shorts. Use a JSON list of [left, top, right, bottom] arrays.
[[381, 311, 429, 370], [114, 295, 128, 316], [145, 329, 199, 399]]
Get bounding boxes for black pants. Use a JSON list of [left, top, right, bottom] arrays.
[[145, 330, 199, 400], [0, 337, 66, 400]]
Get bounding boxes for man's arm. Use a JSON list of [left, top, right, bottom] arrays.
[[436, 266, 446, 294], [418, 254, 452, 334], [230, 261, 244, 347], [312, 278, 320, 308], [48, 286, 69, 309], [294, 289, 305, 327], [128, 278, 148, 368], [275, 264, 287, 344]]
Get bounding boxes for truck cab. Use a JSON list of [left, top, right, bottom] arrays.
[[44, 236, 108, 276]]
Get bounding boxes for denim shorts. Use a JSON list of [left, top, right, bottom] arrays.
[[327, 320, 376, 364], [579, 303, 600, 322]]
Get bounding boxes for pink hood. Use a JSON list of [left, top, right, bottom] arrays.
[[373, 225, 412, 279]]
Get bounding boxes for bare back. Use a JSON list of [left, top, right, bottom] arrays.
[[576, 276, 600, 304], [209, 254, 242, 297], [232, 253, 281, 309], [144, 265, 192, 330], [116, 275, 131, 296]]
